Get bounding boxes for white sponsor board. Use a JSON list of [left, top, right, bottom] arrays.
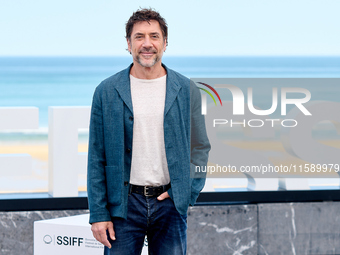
[[34, 214, 148, 255]]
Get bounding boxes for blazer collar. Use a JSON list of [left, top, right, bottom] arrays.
[[115, 63, 182, 116], [114, 64, 133, 113]]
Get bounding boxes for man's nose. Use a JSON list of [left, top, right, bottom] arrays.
[[142, 36, 152, 48]]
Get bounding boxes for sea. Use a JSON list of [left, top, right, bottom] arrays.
[[0, 56, 340, 193], [0, 56, 340, 140]]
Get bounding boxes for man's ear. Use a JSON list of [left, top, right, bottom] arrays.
[[163, 38, 167, 52], [127, 38, 131, 53]]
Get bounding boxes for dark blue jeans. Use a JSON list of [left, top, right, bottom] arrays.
[[104, 192, 187, 255]]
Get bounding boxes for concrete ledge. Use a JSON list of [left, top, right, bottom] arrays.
[[188, 205, 257, 254], [258, 202, 340, 255], [1, 202, 340, 255], [0, 210, 88, 255]]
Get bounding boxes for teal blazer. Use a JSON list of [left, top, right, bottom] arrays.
[[87, 64, 210, 224]]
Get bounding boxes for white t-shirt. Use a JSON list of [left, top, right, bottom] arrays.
[[129, 74, 170, 186]]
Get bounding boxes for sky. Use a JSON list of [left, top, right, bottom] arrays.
[[1, 0, 340, 56]]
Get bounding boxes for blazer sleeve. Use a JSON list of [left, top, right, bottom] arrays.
[[189, 80, 211, 205], [87, 86, 111, 224]]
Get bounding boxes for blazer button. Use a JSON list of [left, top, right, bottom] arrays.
[[126, 148, 131, 153], [129, 116, 133, 121], [124, 181, 129, 186]]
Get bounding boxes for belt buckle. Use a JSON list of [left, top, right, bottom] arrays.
[[144, 186, 152, 197]]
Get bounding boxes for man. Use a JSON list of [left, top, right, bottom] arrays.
[[87, 8, 210, 255]]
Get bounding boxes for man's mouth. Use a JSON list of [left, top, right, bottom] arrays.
[[139, 51, 156, 59], [140, 51, 156, 55]]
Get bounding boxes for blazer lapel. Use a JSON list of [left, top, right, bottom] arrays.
[[115, 65, 134, 114], [164, 65, 182, 116]]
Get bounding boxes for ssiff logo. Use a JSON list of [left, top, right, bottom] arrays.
[[43, 235, 52, 244], [42, 234, 84, 246]]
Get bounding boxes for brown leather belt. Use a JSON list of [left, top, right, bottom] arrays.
[[129, 183, 171, 197]]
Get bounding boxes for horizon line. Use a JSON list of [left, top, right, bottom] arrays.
[[1, 55, 340, 58]]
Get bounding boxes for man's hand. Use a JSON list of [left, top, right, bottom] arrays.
[[91, 221, 115, 248], [157, 191, 170, 201]]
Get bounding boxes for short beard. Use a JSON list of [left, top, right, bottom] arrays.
[[136, 54, 160, 68]]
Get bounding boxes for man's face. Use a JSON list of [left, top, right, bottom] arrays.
[[127, 20, 166, 68]]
